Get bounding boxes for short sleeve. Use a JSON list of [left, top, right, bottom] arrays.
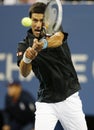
[[16, 41, 28, 66]]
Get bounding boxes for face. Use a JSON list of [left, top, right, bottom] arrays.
[[8, 85, 21, 98], [31, 13, 44, 38]]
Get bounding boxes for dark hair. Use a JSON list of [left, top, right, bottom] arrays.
[[29, 2, 46, 18]]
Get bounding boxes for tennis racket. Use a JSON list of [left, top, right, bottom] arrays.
[[43, 0, 63, 36]]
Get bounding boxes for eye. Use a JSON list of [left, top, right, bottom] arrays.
[[40, 19, 43, 22], [33, 18, 38, 23]]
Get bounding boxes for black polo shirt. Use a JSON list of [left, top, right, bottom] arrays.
[[17, 29, 81, 103]]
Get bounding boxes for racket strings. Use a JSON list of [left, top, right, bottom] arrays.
[[44, 0, 62, 35], [44, 1, 58, 35]]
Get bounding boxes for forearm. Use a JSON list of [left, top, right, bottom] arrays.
[[47, 32, 64, 48], [19, 60, 32, 77], [19, 40, 41, 77]]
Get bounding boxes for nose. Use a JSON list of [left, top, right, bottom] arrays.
[[36, 21, 42, 28]]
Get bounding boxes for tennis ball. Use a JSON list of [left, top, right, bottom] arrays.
[[21, 17, 32, 27]]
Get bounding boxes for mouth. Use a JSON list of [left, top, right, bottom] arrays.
[[34, 29, 41, 34]]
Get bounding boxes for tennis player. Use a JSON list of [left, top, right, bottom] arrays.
[[17, 2, 88, 130]]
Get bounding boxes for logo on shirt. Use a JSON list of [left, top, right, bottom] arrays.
[[16, 52, 23, 56]]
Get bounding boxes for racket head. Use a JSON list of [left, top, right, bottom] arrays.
[[43, 0, 63, 36]]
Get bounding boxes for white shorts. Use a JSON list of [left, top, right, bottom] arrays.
[[35, 92, 88, 130]]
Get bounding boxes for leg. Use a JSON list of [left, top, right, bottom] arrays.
[[35, 102, 58, 130], [58, 93, 88, 130]]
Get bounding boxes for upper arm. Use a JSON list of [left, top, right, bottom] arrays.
[[17, 41, 28, 66], [17, 41, 32, 77]]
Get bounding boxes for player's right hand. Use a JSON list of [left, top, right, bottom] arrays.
[[25, 47, 38, 60], [32, 38, 44, 52]]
